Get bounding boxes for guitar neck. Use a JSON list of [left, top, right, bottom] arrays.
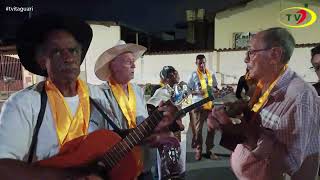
[[100, 110, 163, 170], [100, 95, 218, 170], [176, 95, 214, 117]]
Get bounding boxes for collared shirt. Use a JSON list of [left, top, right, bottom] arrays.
[[98, 82, 156, 172], [230, 68, 320, 179], [0, 82, 116, 162], [187, 70, 218, 103], [98, 82, 149, 129]]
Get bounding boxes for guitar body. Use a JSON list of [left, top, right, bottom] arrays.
[[219, 100, 251, 151], [37, 129, 139, 180]]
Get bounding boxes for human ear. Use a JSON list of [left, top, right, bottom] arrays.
[[270, 47, 282, 64]]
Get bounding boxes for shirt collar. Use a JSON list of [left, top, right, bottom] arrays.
[[269, 67, 294, 98]]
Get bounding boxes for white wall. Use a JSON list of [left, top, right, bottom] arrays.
[[132, 52, 219, 85], [82, 24, 121, 84], [215, 0, 320, 49], [289, 47, 317, 83], [132, 47, 318, 86]]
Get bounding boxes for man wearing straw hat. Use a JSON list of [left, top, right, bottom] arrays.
[[95, 40, 183, 179], [0, 14, 178, 179]]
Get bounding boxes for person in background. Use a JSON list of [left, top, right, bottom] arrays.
[[235, 68, 249, 99], [188, 54, 219, 161], [310, 44, 320, 178], [311, 44, 320, 96], [208, 27, 320, 180], [150, 72, 165, 97], [147, 66, 185, 179]]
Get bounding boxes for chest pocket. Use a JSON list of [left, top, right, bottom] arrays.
[[260, 108, 281, 129]]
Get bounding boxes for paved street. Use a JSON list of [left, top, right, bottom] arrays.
[[182, 114, 237, 180], [185, 129, 237, 180]]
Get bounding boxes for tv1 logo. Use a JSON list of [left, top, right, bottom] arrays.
[[280, 7, 317, 28]]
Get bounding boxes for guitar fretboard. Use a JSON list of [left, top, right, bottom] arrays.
[[99, 87, 232, 170], [101, 110, 163, 169]]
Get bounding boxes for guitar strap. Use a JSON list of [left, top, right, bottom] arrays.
[[28, 83, 47, 163], [89, 97, 122, 134], [27, 84, 122, 163]]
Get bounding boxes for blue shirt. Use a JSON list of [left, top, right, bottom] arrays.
[[187, 70, 218, 103]]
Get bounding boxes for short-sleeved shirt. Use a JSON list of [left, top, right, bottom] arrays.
[[187, 71, 218, 103], [0, 82, 116, 162]]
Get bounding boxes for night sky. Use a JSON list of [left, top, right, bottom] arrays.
[[1, 0, 246, 42]]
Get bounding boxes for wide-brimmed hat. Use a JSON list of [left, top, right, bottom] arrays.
[[16, 14, 93, 76], [94, 40, 147, 80]]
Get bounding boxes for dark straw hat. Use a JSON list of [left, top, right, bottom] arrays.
[[16, 14, 93, 76]]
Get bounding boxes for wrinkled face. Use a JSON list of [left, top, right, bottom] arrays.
[[196, 58, 206, 72], [109, 52, 136, 84], [245, 32, 273, 80], [37, 30, 82, 82], [311, 54, 320, 80]]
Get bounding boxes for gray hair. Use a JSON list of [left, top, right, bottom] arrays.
[[261, 27, 295, 64]]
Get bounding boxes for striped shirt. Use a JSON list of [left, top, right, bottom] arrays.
[[231, 68, 320, 180]]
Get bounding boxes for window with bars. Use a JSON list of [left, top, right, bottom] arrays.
[[0, 55, 22, 81]]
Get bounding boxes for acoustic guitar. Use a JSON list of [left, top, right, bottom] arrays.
[[37, 88, 233, 180]]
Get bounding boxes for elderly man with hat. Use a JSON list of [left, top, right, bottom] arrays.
[[0, 14, 178, 179], [94, 41, 182, 179]]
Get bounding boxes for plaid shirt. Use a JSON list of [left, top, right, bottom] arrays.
[[231, 68, 320, 180]]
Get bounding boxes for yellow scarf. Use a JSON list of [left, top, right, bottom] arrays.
[[159, 81, 165, 88], [251, 64, 288, 112], [109, 80, 137, 128], [245, 72, 250, 80], [196, 68, 213, 110], [45, 79, 90, 146], [109, 80, 143, 176]]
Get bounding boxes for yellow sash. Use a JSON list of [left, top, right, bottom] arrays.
[[109, 81, 137, 128], [245, 72, 250, 80], [159, 81, 165, 88], [251, 64, 288, 112], [196, 68, 213, 110], [109, 80, 143, 176], [45, 79, 90, 146]]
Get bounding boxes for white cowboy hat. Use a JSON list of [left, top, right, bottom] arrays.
[[94, 40, 147, 80]]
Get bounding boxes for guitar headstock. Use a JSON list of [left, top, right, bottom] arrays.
[[169, 82, 190, 106]]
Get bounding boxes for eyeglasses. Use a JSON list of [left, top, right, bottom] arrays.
[[247, 48, 271, 57], [310, 65, 320, 72]]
